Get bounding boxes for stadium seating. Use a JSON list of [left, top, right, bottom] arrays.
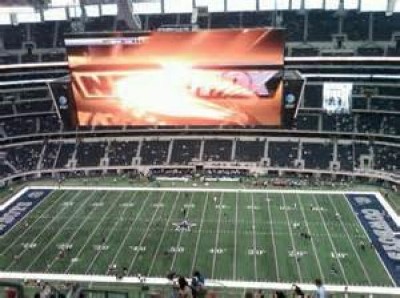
[[140, 140, 170, 165], [5, 143, 42, 173], [235, 140, 265, 162], [170, 140, 201, 165], [203, 140, 233, 162], [336, 144, 354, 172], [302, 142, 333, 170], [268, 141, 299, 168], [55, 143, 75, 168], [108, 140, 139, 166], [76, 141, 107, 167], [41, 142, 60, 170]]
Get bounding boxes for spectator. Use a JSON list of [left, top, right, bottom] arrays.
[[178, 276, 192, 298], [191, 271, 206, 298], [314, 279, 326, 298], [254, 289, 264, 298], [292, 284, 304, 297]]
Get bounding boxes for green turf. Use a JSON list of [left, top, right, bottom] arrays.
[[0, 189, 394, 287]]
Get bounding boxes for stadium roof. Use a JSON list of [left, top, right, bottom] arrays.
[[0, 0, 399, 25]]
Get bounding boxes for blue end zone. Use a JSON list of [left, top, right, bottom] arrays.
[[0, 188, 52, 236], [346, 193, 400, 286]]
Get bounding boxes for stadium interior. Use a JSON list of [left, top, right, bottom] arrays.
[[0, 0, 400, 298]]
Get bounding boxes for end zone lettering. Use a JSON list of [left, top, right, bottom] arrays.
[[0, 189, 51, 236], [347, 193, 400, 285], [361, 209, 400, 261]]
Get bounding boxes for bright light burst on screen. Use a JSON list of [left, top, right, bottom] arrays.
[[115, 63, 250, 123]]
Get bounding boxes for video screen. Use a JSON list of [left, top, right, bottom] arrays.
[[323, 82, 353, 114], [65, 29, 284, 126]]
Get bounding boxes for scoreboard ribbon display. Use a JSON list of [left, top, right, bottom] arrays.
[[65, 29, 284, 127]]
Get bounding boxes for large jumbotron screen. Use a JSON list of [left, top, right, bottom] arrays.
[[65, 28, 284, 126]]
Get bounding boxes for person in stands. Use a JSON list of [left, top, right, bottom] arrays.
[[178, 276, 192, 298], [314, 279, 326, 298], [191, 270, 206, 298]]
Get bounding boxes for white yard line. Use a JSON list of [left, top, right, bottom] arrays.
[[233, 191, 238, 280], [311, 194, 348, 284], [342, 194, 397, 287], [25, 191, 104, 272], [5, 190, 84, 271], [190, 193, 209, 274], [108, 192, 152, 268], [47, 191, 120, 272], [250, 193, 258, 280], [295, 193, 325, 281], [36, 185, 388, 196], [326, 194, 372, 285], [211, 192, 224, 279], [169, 193, 194, 271], [266, 194, 280, 282], [147, 192, 181, 275], [127, 192, 167, 274], [65, 191, 125, 273], [280, 193, 302, 282], [84, 192, 140, 274], [1, 190, 66, 254]]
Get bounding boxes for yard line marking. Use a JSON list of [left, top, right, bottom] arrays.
[[127, 192, 167, 274], [211, 192, 224, 279], [1, 190, 67, 255], [84, 191, 140, 274], [65, 191, 125, 273], [47, 191, 119, 272], [342, 194, 397, 287], [170, 192, 194, 271], [295, 193, 325, 281], [266, 194, 280, 281], [108, 192, 152, 268], [5, 190, 85, 271], [328, 194, 372, 285], [311, 194, 348, 284], [251, 193, 258, 280], [24, 191, 103, 272], [147, 192, 181, 275], [233, 191, 238, 279], [190, 193, 209, 274], [280, 193, 302, 282]]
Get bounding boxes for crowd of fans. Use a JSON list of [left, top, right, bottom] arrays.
[[0, 137, 399, 180]]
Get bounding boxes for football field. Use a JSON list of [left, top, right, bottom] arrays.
[[0, 187, 397, 288]]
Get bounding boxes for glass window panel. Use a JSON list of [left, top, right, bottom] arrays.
[[50, 0, 76, 7], [133, 2, 162, 14], [165, 0, 193, 13], [360, 0, 386, 11], [85, 5, 100, 17], [0, 13, 11, 25], [16, 12, 41, 23], [195, 0, 225, 12], [395, 0, 400, 12], [305, 0, 323, 9], [227, 0, 257, 12], [0, 6, 34, 13], [101, 4, 118, 16], [325, 0, 340, 10], [69, 6, 82, 18], [260, 0, 290, 10], [291, 0, 302, 9], [44, 7, 67, 20], [344, 0, 359, 9]]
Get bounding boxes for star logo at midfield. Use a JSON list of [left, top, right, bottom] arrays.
[[172, 220, 196, 232]]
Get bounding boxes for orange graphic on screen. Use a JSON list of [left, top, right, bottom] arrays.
[[67, 28, 284, 126]]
